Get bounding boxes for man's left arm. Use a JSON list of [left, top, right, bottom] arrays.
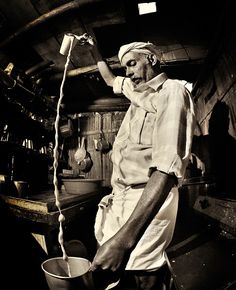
[[90, 170, 176, 272]]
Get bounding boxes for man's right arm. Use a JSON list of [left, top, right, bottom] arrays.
[[91, 44, 116, 87]]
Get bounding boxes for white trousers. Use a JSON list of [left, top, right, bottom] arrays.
[[94, 186, 179, 271]]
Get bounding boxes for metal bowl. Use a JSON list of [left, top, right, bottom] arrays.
[[62, 178, 102, 195]]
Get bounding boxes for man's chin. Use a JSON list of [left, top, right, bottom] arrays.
[[132, 80, 144, 87]]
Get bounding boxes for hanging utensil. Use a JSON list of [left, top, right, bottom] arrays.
[[95, 113, 111, 153], [74, 118, 86, 163], [74, 136, 86, 164], [77, 137, 93, 172], [96, 130, 110, 153]]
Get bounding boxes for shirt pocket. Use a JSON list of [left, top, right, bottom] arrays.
[[140, 112, 155, 145], [129, 108, 146, 143], [129, 109, 155, 145]]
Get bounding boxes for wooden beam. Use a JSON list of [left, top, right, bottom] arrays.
[[0, 0, 104, 48], [49, 61, 121, 81]]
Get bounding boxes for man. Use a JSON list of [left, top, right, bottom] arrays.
[[90, 41, 196, 289]]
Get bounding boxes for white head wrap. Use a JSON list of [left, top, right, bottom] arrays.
[[118, 41, 162, 63]]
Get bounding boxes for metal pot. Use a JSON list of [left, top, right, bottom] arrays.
[[180, 177, 216, 209], [96, 131, 111, 153], [78, 153, 93, 172]]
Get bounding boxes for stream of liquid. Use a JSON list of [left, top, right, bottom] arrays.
[[52, 37, 75, 277], [53, 34, 94, 278]]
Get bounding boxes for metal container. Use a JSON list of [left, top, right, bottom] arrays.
[[41, 256, 94, 290], [13, 180, 29, 198], [62, 178, 102, 195], [179, 177, 216, 209]]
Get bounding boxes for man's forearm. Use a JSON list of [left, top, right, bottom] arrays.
[[91, 45, 115, 87], [97, 61, 115, 87], [112, 170, 176, 250]]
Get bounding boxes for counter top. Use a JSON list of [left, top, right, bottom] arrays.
[[0, 189, 105, 255], [0, 189, 103, 225], [1, 189, 101, 212]]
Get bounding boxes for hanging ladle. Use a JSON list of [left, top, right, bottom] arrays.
[[74, 136, 86, 164]]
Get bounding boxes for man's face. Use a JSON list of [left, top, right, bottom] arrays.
[[121, 51, 156, 87]]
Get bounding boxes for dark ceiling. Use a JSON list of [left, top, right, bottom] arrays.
[[0, 0, 227, 116]]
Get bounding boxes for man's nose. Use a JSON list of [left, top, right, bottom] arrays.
[[126, 67, 133, 77]]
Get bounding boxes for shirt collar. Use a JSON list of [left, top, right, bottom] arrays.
[[133, 72, 168, 92], [146, 72, 168, 91]]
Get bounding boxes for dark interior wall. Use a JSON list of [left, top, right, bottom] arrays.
[[191, 6, 236, 198]]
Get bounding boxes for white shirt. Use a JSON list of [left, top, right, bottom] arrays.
[[111, 73, 196, 190]]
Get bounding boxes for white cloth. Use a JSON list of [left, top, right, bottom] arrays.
[[118, 41, 162, 63], [95, 186, 179, 271]]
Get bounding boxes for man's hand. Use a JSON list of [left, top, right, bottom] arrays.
[[90, 237, 129, 272]]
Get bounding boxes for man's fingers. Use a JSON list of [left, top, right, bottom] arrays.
[[89, 263, 98, 272]]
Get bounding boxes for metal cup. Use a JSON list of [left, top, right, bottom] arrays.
[[59, 33, 77, 56], [13, 181, 29, 198], [41, 257, 94, 290]]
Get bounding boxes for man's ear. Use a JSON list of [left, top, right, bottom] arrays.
[[147, 54, 158, 66]]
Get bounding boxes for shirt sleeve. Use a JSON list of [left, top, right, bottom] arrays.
[[113, 76, 126, 95], [149, 81, 195, 180], [113, 76, 141, 103], [113, 76, 157, 112]]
